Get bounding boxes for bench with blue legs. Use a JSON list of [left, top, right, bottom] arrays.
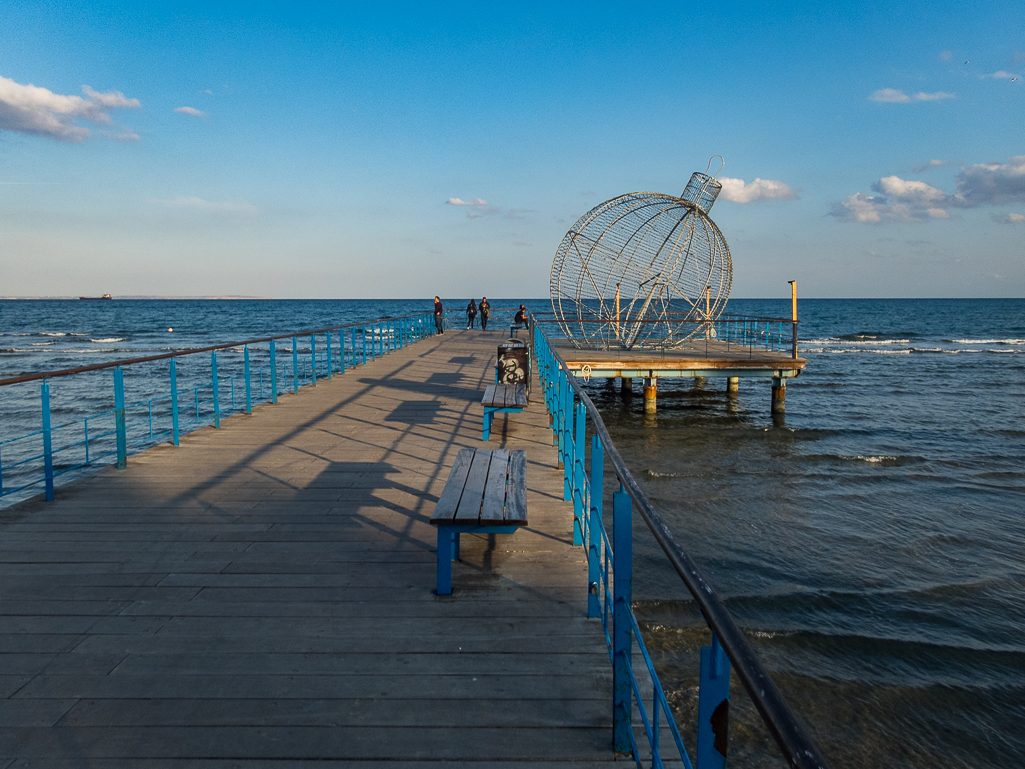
[[430, 447, 527, 595], [481, 383, 528, 441]]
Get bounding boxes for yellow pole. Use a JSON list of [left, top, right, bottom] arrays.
[[705, 286, 710, 339], [788, 280, 798, 358], [615, 283, 621, 339]]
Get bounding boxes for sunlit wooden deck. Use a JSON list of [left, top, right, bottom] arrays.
[[0, 329, 621, 765]]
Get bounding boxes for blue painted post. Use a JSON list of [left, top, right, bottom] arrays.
[[170, 358, 179, 445], [588, 435, 603, 618], [114, 367, 127, 469], [148, 400, 154, 438], [612, 487, 633, 757], [211, 352, 220, 428], [697, 633, 732, 769], [573, 401, 586, 546], [362, 327, 367, 364], [244, 346, 252, 414], [41, 379, 54, 500], [310, 334, 317, 385], [195, 388, 199, 419], [352, 327, 357, 364], [292, 337, 299, 394], [270, 340, 278, 403], [563, 384, 573, 502], [556, 371, 565, 458], [339, 331, 345, 374], [325, 331, 332, 379]]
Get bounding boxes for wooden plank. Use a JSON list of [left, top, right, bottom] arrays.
[[453, 449, 492, 523], [482, 383, 498, 406], [514, 384, 528, 407], [506, 449, 528, 524], [480, 449, 511, 522], [429, 448, 474, 524]]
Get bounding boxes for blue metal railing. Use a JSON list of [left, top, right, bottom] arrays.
[[533, 321, 829, 769], [0, 313, 436, 503], [531, 311, 799, 358]]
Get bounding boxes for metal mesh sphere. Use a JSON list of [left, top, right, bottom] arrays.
[[550, 172, 733, 350]]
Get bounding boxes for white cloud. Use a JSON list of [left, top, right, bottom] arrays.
[[955, 155, 1025, 205], [833, 155, 1025, 224], [993, 212, 1025, 224], [870, 88, 955, 103], [174, 106, 205, 117], [873, 176, 950, 206], [446, 197, 488, 207], [718, 176, 799, 203], [939, 50, 953, 62], [158, 196, 257, 215], [910, 159, 948, 172], [0, 75, 140, 142], [983, 70, 1020, 80], [101, 131, 140, 142]]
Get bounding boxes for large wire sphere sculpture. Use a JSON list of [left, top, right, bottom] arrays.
[[550, 169, 733, 350]]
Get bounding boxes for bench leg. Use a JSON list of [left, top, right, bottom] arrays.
[[453, 532, 460, 561], [437, 528, 453, 595], [483, 409, 492, 441]]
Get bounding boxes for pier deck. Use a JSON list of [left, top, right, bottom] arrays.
[[0, 331, 617, 765], [552, 340, 807, 377]]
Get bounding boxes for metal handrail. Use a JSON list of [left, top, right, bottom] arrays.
[[536, 322, 830, 769], [0, 311, 431, 388]]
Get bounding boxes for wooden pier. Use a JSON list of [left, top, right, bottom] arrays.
[[0, 330, 621, 764], [551, 340, 807, 414]]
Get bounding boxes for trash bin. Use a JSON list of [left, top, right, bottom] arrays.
[[496, 340, 530, 394]]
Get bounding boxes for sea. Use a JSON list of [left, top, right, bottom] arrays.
[[1, 297, 1023, 768]]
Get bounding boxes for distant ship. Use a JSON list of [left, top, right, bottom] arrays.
[[79, 294, 113, 300]]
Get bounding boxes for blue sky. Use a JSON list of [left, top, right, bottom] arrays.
[[1, 1, 1023, 299]]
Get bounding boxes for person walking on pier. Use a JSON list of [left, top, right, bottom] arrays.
[[466, 299, 478, 329], [480, 297, 490, 330], [434, 296, 444, 335]]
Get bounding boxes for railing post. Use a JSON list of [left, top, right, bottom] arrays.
[[339, 330, 346, 374], [573, 401, 586, 546], [325, 331, 333, 379], [170, 358, 179, 445], [563, 383, 573, 502], [698, 632, 732, 769], [211, 352, 220, 428], [114, 367, 127, 469], [556, 370, 565, 459], [244, 346, 252, 414], [310, 334, 317, 385], [270, 340, 278, 403], [41, 379, 54, 500], [588, 434, 603, 618], [292, 337, 299, 394], [362, 326, 367, 364], [612, 486, 633, 758]]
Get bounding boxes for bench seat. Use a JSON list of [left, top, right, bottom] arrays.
[[430, 447, 527, 594], [481, 383, 528, 440]]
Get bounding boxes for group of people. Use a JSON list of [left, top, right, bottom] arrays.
[[432, 297, 527, 334], [464, 297, 491, 329]]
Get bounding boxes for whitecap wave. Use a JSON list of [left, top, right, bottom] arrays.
[[948, 338, 1025, 345], [89, 337, 126, 343]]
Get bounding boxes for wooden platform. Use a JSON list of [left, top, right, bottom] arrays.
[[0, 329, 625, 765], [552, 340, 807, 378]]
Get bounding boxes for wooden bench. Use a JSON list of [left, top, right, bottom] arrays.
[[481, 383, 528, 441], [430, 448, 527, 595]]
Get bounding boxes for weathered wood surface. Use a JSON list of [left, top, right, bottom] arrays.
[[431, 448, 525, 526], [0, 329, 645, 765], [553, 340, 807, 372], [482, 383, 528, 408]]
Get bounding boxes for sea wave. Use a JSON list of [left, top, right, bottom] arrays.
[[948, 339, 1025, 345], [89, 337, 126, 343], [39, 332, 67, 337]]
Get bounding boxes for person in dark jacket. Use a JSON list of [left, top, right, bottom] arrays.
[[514, 304, 528, 326], [434, 296, 444, 334], [479, 297, 490, 330], [466, 299, 478, 329]]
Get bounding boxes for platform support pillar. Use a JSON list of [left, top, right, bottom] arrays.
[[694, 376, 705, 389], [644, 377, 657, 414], [771, 376, 785, 413], [726, 376, 739, 394], [621, 377, 633, 397]]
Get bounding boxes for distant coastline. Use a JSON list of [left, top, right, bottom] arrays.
[[1, 296, 273, 300]]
